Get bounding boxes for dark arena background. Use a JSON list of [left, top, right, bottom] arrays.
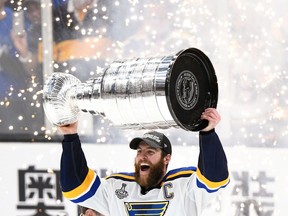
[[0, 0, 287, 215]]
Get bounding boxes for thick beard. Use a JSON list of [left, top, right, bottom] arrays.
[[134, 158, 165, 189]]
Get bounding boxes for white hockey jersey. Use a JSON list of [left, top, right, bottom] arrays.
[[60, 130, 230, 215]]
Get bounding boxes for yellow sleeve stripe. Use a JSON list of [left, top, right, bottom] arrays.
[[63, 168, 96, 199], [196, 168, 230, 189]]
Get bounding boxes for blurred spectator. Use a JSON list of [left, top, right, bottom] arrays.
[[11, 0, 42, 77], [0, 0, 44, 140], [52, 0, 116, 81], [0, 0, 29, 136], [0, 0, 28, 96]]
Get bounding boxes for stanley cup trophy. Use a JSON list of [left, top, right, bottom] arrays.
[[43, 47, 218, 131]]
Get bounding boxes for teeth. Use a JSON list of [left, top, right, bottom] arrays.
[[141, 163, 149, 166]]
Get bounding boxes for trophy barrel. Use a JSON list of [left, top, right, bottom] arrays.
[[43, 47, 218, 131]]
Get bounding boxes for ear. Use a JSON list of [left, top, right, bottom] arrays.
[[164, 154, 171, 165]]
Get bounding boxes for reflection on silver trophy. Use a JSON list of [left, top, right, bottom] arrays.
[[43, 48, 218, 131]]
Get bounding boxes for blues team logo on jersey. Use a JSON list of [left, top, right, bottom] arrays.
[[124, 201, 169, 216]]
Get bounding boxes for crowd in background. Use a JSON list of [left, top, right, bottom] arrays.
[[0, 0, 132, 141]]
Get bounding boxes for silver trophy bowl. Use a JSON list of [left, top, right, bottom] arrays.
[[43, 48, 218, 131]]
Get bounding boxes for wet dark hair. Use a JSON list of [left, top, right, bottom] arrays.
[[79, 206, 90, 214], [78, 206, 101, 215]]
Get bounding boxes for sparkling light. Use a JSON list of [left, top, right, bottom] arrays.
[[0, 0, 286, 147]]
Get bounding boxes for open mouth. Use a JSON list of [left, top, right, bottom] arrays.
[[140, 163, 150, 172]]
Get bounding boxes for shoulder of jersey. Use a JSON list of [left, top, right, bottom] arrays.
[[163, 166, 197, 182], [104, 167, 196, 182], [105, 172, 135, 181]]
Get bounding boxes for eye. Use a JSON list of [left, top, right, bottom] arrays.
[[147, 150, 156, 155]]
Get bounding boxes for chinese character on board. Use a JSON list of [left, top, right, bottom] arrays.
[[17, 166, 65, 216], [231, 171, 275, 216]]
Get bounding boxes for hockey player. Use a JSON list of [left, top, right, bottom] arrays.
[[58, 108, 229, 215]]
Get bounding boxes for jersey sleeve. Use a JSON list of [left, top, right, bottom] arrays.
[[197, 129, 229, 189], [185, 129, 230, 212], [60, 134, 89, 191], [60, 134, 110, 215]]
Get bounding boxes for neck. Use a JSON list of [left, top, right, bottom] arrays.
[[140, 174, 165, 194], [140, 182, 162, 195]]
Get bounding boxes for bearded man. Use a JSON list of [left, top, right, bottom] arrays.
[[58, 108, 229, 215]]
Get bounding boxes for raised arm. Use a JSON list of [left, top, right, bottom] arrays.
[[197, 108, 229, 190], [57, 122, 90, 195], [58, 122, 109, 215]]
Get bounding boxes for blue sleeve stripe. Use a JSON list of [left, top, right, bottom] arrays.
[[62, 168, 96, 198], [71, 175, 101, 203]]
